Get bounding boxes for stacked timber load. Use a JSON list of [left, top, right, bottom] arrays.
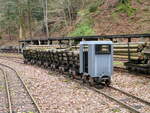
[[113, 42, 150, 60], [66, 43, 146, 60], [124, 42, 150, 74], [23, 47, 80, 77], [113, 43, 140, 60], [23, 42, 150, 74], [23, 42, 149, 62]]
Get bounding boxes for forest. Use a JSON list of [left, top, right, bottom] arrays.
[[0, 0, 149, 41]]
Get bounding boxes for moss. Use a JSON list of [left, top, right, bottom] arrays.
[[68, 17, 95, 37], [136, 0, 142, 4], [115, 1, 136, 16], [114, 61, 124, 67], [88, 0, 104, 13], [78, 9, 89, 17], [111, 108, 121, 112], [89, 2, 99, 13]]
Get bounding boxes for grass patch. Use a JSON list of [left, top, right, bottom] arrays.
[[136, 0, 142, 4], [115, 1, 136, 16], [111, 108, 121, 112], [88, 0, 104, 13], [0, 85, 4, 90], [68, 17, 95, 37], [114, 61, 124, 67]]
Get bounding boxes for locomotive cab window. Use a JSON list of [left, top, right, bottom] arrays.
[[95, 44, 111, 54]]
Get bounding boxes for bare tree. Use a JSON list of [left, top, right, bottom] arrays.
[[42, 0, 49, 38], [27, 0, 32, 39]]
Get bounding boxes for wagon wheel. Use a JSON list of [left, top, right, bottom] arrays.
[[32, 60, 35, 64], [82, 75, 87, 83], [61, 67, 65, 73], [89, 77, 95, 86], [50, 65, 54, 71], [71, 70, 77, 79], [58, 67, 61, 73], [23, 60, 26, 64], [45, 62, 49, 69]]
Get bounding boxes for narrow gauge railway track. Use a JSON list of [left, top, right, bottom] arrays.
[[114, 67, 150, 79], [0, 57, 24, 64], [88, 86, 150, 113], [54, 71, 150, 113], [0, 56, 149, 79], [0, 68, 9, 113], [0, 63, 42, 113], [0, 58, 150, 112], [0, 55, 23, 60], [114, 67, 128, 72]]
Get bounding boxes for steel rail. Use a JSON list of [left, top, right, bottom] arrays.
[[0, 63, 42, 113], [58, 73, 141, 113], [0, 68, 12, 113], [0, 57, 24, 64], [0, 56, 22, 60], [114, 67, 150, 79], [109, 86, 150, 106], [0, 58, 148, 113], [90, 87, 141, 113]]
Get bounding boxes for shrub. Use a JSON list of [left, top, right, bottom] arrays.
[[89, 3, 99, 13], [69, 18, 95, 36], [88, 0, 104, 13], [115, 1, 136, 16]]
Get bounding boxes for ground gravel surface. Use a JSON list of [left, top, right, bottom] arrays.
[[0, 70, 8, 113], [112, 71, 150, 102], [0, 58, 130, 113], [0, 57, 150, 113]]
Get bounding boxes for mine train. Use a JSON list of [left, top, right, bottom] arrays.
[[23, 40, 150, 86], [23, 41, 113, 86]]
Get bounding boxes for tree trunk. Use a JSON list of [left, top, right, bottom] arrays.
[[16, 0, 23, 40], [19, 24, 23, 40], [28, 0, 32, 39], [43, 0, 49, 38], [67, 0, 72, 25], [8, 27, 11, 40]]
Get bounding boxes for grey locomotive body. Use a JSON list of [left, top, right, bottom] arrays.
[[80, 41, 113, 85]]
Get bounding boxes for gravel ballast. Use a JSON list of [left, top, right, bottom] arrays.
[[0, 58, 150, 113]]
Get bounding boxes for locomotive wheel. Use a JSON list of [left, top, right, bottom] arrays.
[[105, 79, 111, 86]]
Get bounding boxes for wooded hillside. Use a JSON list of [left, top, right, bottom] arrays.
[[0, 0, 149, 41]]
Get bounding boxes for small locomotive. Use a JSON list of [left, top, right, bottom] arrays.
[[80, 41, 113, 86]]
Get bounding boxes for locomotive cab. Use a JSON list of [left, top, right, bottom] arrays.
[[80, 41, 113, 86]]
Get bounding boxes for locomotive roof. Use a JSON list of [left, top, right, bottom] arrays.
[[80, 41, 113, 45]]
